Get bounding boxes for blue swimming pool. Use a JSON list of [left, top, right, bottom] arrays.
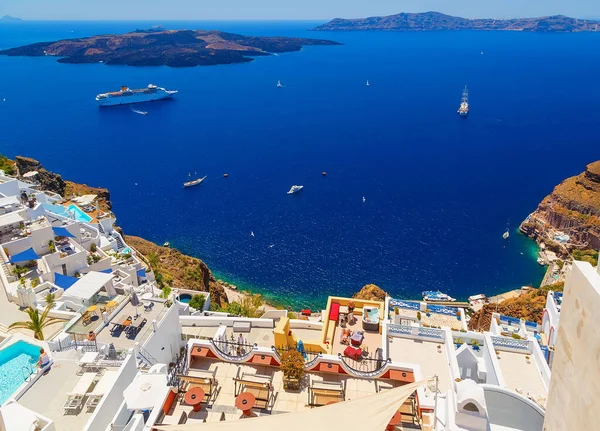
[[178, 294, 192, 303], [0, 341, 40, 404], [121, 247, 132, 255], [43, 203, 92, 223]]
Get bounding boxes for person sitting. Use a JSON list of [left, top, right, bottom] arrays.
[[38, 348, 50, 373], [340, 328, 353, 345]]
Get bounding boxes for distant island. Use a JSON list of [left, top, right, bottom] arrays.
[[0, 15, 23, 22], [313, 11, 600, 32], [0, 28, 341, 67]]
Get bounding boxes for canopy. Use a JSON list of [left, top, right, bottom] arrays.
[[8, 248, 40, 264], [53, 273, 79, 290], [124, 373, 169, 411], [0, 211, 24, 229], [98, 268, 113, 274], [0, 196, 19, 208], [153, 379, 428, 431], [52, 226, 76, 238], [63, 271, 113, 301]]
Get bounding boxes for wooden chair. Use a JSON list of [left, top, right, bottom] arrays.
[[81, 312, 92, 326], [233, 369, 275, 411], [178, 369, 219, 405], [308, 377, 345, 407]]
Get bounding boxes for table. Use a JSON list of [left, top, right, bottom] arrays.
[[107, 301, 117, 308], [386, 411, 402, 430], [141, 292, 153, 300], [235, 392, 256, 416], [87, 305, 98, 315], [184, 387, 205, 412], [122, 318, 132, 327]]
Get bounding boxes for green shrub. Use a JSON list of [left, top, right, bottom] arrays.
[[0, 154, 15, 175], [189, 294, 206, 311], [90, 243, 97, 252], [573, 249, 599, 267]]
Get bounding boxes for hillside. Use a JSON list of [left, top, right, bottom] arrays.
[[520, 161, 600, 252], [313, 11, 600, 32], [0, 28, 341, 67], [468, 283, 564, 331]]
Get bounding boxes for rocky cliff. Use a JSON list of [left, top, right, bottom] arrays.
[[15, 156, 66, 196], [124, 236, 228, 308], [520, 161, 600, 252], [352, 284, 388, 301]]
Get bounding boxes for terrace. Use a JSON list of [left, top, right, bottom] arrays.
[[66, 293, 128, 334], [495, 350, 547, 406]]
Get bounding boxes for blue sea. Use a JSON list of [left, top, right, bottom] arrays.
[[1, 21, 599, 309]]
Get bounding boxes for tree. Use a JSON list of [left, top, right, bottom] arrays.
[[45, 293, 56, 307], [189, 294, 206, 311], [280, 349, 305, 382], [8, 304, 63, 340]]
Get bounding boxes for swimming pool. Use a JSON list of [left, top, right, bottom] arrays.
[[65, 204, 93, 223], [178, 294, 192, 303], [43, 203, 92, 223], [121, 246, 132, 255], [0, 341, 40, 404]]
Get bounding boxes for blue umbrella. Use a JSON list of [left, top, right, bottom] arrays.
[[297, 339, 307, 360]]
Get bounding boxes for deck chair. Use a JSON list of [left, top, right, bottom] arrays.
[[84, 371, 118, 411], [81, 312, 92, 326], [63, 372, 96, 413], [233, 369, 275, 411], [178, 369, 219, 404]]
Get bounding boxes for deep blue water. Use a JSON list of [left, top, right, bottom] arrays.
[[2, 21, 599, 309]]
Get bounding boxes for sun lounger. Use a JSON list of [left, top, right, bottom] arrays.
[[63, 372, 97, 413], [308, 378, 345, 407], [233, 369, 275, 411], [84, 371, 119, 411]]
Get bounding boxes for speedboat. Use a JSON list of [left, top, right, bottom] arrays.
[[366, 80, 370, 86], [287, 185, 303, 195], [184, 175, 207, 188], [422, 290, 456, 302], [503, 230, 509, 239], [132, 108, 148, 115], [277, 80, 283, 88]]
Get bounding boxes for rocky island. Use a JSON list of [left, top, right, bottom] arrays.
[[0, 15, 23, 23], [0, 28, 341, 67], [313, 11, 600, 32]]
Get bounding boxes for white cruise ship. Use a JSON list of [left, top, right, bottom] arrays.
[[95, 84, 177, 106]]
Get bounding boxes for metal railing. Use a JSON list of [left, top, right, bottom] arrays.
[[338, 350, 389, 378], [210, 338, 256, 362], [389, 298, 421, 311], [388, 324, 413, 335], [491, 335, 530, 350], [137, 346, 158, 367], [54, 334, 98, 352], [274, 345, 322, 366]]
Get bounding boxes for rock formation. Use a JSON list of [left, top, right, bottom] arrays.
[[15, 156, 66, 196], [352, 284, 388, 301], [520, 161, 600, 252]]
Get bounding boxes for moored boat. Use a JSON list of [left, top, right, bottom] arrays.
[[457, 85, 469, 117], [422, 290, 456, 302], [184, 174, 207, 188], [287, 185, 303, 194]]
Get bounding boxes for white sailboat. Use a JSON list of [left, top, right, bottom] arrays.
[[183, 173, 207, 188], [287, 185, 303, 195], [366, 80, 370, 86], [277, 80, 283, 88]]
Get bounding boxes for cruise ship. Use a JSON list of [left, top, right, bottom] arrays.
[[457, 85, 469, 117], [95, 84, 177, 106]]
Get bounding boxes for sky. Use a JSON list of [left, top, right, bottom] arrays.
[[2, 0, 599, 21]]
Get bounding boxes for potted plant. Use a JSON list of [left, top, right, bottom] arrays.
[[525, 355, 531, 364], [347, 301, 355, 313], [281, 349, 305, 391], [437, 344, 442, 353]]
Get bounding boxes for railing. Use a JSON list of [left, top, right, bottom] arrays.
[[338, 352, 389, 378], [427, 304, 459, 316], [210, 338, 256, 362], [54, 334, 98, 352], [388, 324, 412, 335], [274, 345, 322, 366], [168, 344, 188, 387], [499, 315, 521, 326], [417, 326, 445, 340], [137, 346, 158, 367], [389, 298, 421, 311], [491, 335, 530, 350]]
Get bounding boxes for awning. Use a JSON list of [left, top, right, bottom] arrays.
[[54, 273, 79, 290], [136, 268, 146, 278], [52, 226, 76, 238], [124, 373, 169, 411], [62, 271, 113, 301], [98, 268, 113, 274], [0, 211, 24, 229], [153, 379, 428, 431], [8, 248, 40, 264]]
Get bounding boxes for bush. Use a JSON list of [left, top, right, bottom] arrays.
[[573, 249, 599, 267], [90, 243, 97, 253], [280, 349, 305, 381], [189, 294, 206, 311], [0, 154, 15, 175]]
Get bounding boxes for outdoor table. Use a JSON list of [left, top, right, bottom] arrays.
[[87, 305, 98, 317], [107, 301, 117, 308], [386, 411, 402, 431], [184, 387, 205, 412], [141, 292, 153, 300], [122, 318, 132, 327], [235, 392, 256, 416]]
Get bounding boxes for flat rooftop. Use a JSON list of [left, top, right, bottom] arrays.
[[496, 351, 547, 404], [18, 350, 120, 431], [387, 337, 452, 393]]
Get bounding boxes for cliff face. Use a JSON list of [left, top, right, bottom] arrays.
[[15, 156, 66, 196], [352, 284, 388, 301], [520, 161, 600, 250], [124, 236, 229, 308]]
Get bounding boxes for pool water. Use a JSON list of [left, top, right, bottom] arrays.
[[121, 246, 132, 255], [178, 294, 192, 303], [65, 204, 93, 223], [0, 341, 40, 404]]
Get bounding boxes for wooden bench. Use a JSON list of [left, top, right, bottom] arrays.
[[178, 370, 219, 405], [308, 378, 345, 407]]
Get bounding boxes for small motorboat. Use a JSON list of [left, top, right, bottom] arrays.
[[163, 242, 170, 248], [184, 174, 207, 188], [362, 196, 366, 203], [366, 80, 370, 86], [287, 185, 303, 195], [132, 108, 148, 115], [503, 230, 510, 240], [422, 290, 456, 302], [277, 80, 283, 88]]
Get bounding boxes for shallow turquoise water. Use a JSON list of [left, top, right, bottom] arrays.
[[0, 341, 40, 404]]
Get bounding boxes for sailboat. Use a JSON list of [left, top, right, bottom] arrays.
[[366, 80, 370, 86], [183, 173, 207, 188], [457, 86, 469, 117], [277, 80, 283, 88]]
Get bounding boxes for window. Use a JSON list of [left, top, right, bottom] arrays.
[[463, 402, 479, 413], [466, 368, 472, 378]]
